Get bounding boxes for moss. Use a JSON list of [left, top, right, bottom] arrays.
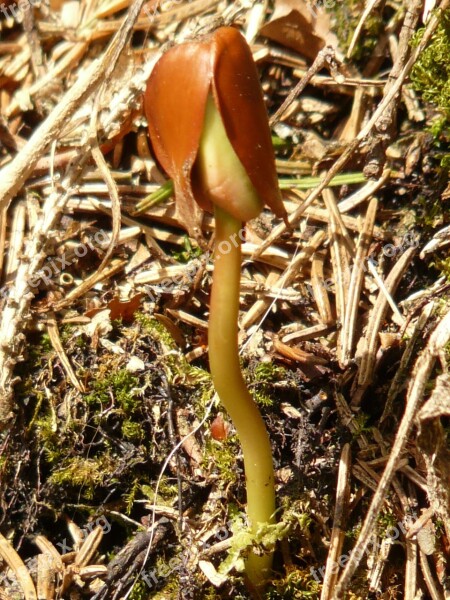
[[252, 390, 274, 407], [49, 455, 117, 500], [254, 362, 287, 383], [144, 554, 184, 598], [34, 413, 62, 464], [377, 510, 400, 537], [265, 568, 321, 599], [196, 587, 220, 600], [429, 255, 450, 282], [84, 367, 139, 412], [411, 10, 450, 119], [41, 333, 53, 352], [247, 361, 287, 407], [137, 312, 211, 386], [123, 479, 140, 515], [19, 331, 53, 370], [203, 435, 241, 488], [416, 194, 448, 229], [141, 476, 179, 507], [136, 312, 178, 351], [171, 235, 202, 263], [122, 419, 145, 441], [411, 10, 450, 165], [351, 412, 371, 439], [128, 580, 150, 600]]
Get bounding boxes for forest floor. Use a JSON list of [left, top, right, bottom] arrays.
[[0, 1, 449, 599]]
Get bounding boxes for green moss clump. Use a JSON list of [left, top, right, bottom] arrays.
[[84, 367, 139, 412], [411, 10, 450, 160], [248, 361, 287, 407], [128, 580, 149, 600], [122, 419, 145, 441], [135, 312, 178, 351], [254, 362, 287, 383], [412, 11, 450, 120], [141, 477, 179, 507], [265, 568, 321, 599], [430, 255, 450, 282], [49, 455, 117, 499], [203, 435, 240, 488]]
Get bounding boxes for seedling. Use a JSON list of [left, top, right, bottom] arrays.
[[145, 26, 287, 587]]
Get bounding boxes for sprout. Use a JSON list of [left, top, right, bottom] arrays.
[[145, 26, 287, 588]]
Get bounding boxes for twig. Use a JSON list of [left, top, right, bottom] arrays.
[[340, 197, 378, 365], [353, 246, 416, 397], [320, 444, 351, 600], [381, 301, 435, 423], [22, 0, 46, 81], [270, 46, 344, 126], [364, 1, 423, 178]]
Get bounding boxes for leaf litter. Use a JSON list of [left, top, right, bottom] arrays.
[[0, 1, 449, 599]]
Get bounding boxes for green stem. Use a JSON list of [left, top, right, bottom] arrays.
[[208, 206, 276, 587]]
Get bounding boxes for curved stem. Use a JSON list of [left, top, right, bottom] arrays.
[[208, 206, 276, 586]]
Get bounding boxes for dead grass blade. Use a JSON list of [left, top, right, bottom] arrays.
[[320, 443, 351, 600], [0, 531, 37, 600], [340, 197, 378, 365], [419, 550, 445, 600], [354, 246, 416, 398], [327, 194, 351, 364], [381, 301, 435, 423], [334, 305, 450, 597], [46, 315, 86, 393], [242, 229, 326, 329], [4, 201, 26, 281], [310, 251, 333, 325]]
